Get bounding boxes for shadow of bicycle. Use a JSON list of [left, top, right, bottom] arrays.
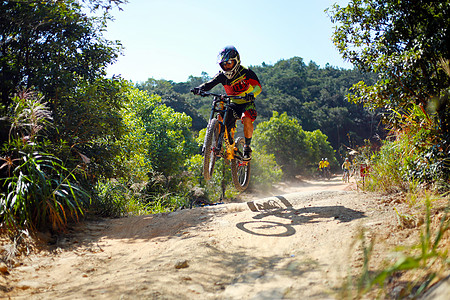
[[236, 195, 366, 237]]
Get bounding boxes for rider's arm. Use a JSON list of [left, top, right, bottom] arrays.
[[197, 73, 225, 91], [247, 68, 262, 97], [251, 84, 262, 97]]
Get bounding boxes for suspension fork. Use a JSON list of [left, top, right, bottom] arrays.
[[216, 110, 228, 153], [202, 99, 224, 154]]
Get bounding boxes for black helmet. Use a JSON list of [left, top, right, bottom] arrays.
[[217, 45, 240, 79]]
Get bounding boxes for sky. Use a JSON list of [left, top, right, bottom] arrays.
[[102, 0, 351, 83]]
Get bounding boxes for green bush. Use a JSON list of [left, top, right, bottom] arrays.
[[1, 92, 89, 232], [254, 111, 336, 177], [249, 150, 283, 192], [363, 104, 449, 194]]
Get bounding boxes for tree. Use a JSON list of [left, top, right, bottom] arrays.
[[0, 0, 124, 109], [136, 78, 207, 131], [250, 57, 382, 151], [0, 0, 129, 182], [305, 129, 337, 170], [254, 111, 335, 176], [120, 87, 197, 178], [52, 78, 129, 180], [328, 0, 450, 186], [328, 0, 450, 132]]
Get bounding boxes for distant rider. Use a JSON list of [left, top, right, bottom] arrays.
[[342, 158, 351, 180], [192, 45, 262, 161], [323, 158, 330, 172], [318, 158, 325, 177]]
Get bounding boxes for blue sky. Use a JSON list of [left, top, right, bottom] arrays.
[[103, 0, 351, 83]]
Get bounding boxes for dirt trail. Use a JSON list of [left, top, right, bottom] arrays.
[[0, 177, 416, 299]]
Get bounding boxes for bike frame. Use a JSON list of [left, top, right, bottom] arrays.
[[192, 89, 251, 191], [202, 92, 245, 162]]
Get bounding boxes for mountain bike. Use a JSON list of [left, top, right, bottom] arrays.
[[342, 169, 350, 183], [191, 90, 251, 192]]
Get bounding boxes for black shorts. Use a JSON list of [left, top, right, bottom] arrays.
[[228, 101, 257, 122]]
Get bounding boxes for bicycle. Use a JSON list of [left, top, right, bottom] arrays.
[[191, 90, 251, 192], [342, 169, 350, 183]]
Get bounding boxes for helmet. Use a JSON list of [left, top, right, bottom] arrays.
[[218, 45, 240, 79]]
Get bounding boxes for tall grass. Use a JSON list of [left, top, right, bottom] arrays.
[[360, 102, 449, 194], [341, 196, 449, 299], [1, 91, 89, 233], [343, 92, 450, 297]]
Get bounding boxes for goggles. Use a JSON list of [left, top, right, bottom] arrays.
[[220, 60, 235, 70]]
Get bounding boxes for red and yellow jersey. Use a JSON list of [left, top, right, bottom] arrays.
[[199, 65, 262, 104]]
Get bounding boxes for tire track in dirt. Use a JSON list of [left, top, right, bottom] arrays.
[[4, 178, 396, 299]]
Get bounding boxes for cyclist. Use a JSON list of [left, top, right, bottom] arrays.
[[323, 158, 330, 178], [318, 158, 325, 177], [342, 158, 352, 182], [192, 45, 262, 161]]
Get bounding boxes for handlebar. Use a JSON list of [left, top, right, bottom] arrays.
[[190, 89, 245, 100]]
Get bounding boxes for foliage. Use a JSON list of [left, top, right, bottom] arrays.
[[254, 111, 336, 177], [0, 92, 89, 233], [1, 150, 90, 232], [328, 0, 449, 112], [362, 104, 449, 194], [248, 150, 283, 192], [251, 58, 381, 152], [51, 77, 130, 180], [341, 197, 449, 299], [0, 0, 124, 109], [328, 0, 450, 189], [142, 58, 382, 155], [136, 78, 207, 131], [119, 86, 197, 178], [89, 86, 200, 215], [0, 1, 130, 186], [305, 129, 337, 170]]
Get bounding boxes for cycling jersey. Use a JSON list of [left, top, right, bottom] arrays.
[[342, 161, 351, 170], [199, 65, 262, 104]]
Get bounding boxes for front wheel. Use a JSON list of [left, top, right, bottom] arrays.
[[343, 171, 349, 183], [231, 137, 251, 191], [203, 118, 220, 181]]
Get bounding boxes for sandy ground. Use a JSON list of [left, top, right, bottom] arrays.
[[1, 176, 448, 299]]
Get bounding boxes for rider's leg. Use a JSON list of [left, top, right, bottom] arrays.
[[243, 116, 253, 144], [242, 103, 257, 161], [224, 108, 238, 144], [242, 116, 253, 161]]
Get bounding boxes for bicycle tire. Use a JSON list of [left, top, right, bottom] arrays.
[[231, 137, 251, 191], [203, 118, 220, 181], [343, 171, 350, 183]]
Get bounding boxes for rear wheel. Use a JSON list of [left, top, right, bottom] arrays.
[[203, 118, 220, 180], [231, 137, 251, 191], [343, 171, 349, 183]]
